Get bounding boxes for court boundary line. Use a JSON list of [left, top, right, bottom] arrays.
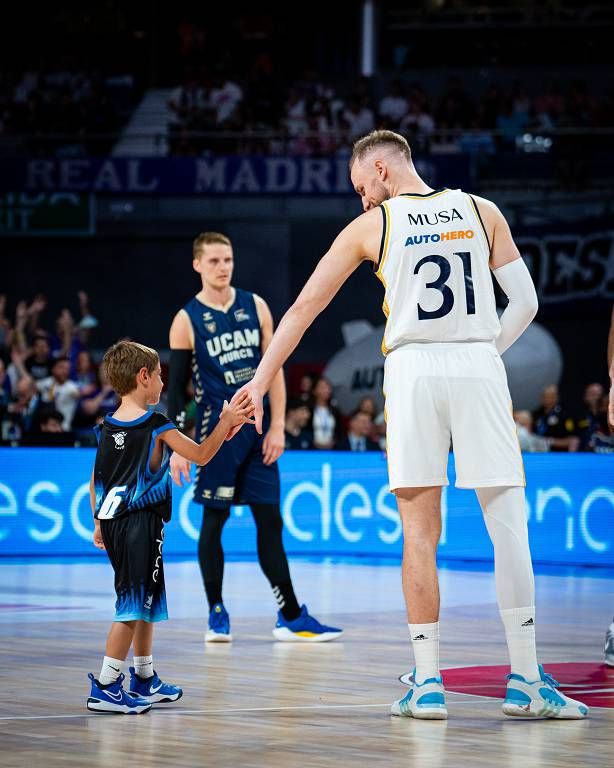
[[0, 693, 497, 722]]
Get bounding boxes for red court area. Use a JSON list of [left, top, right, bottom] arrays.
[[439, 663, 614, 708]]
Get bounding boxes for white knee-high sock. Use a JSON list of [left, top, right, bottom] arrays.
[[408, 621, 440, 684], [477, 486, 539, 681]]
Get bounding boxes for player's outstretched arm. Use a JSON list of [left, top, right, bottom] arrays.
[[475, 197, 539, 354], [162, 392, 255, 465], [230, 208, 382, 433]]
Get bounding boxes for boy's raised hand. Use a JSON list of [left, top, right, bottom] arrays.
[[221, 391, 256, 436]]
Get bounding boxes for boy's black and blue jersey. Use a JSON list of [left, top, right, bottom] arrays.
[[93, 410, 176, 522], [183, 288, 262, 406]]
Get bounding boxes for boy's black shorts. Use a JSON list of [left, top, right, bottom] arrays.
[[100, 509, 168, 623]]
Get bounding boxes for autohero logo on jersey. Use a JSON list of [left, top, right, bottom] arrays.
[[234, 308, 250, 322], [111, 432, 127, 450], [206, 328, 260, 366], [405, 229, 475, 246], [404, 208, 474, 246]]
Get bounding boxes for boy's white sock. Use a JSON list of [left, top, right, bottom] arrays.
[[99, 656, 124, 686], [134, 655, 154, 679]]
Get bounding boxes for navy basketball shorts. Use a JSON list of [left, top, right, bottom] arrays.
[[100, 509, 168, 623], [194, 402, 280, 508]]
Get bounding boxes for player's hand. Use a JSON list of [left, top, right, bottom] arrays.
[[221, 392, 256, 430], [262, 424, 285, 465], [170, 451, 193, 486], [93, 521, 105, 550], [230, 382, 264, 435], [609, 383, 614, 432]]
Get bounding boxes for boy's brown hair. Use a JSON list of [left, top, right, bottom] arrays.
[[103, 341, 159, 396], [192, 231, 232, 260]]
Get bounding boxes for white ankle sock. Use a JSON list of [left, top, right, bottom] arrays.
[[408, 621, 440, 684], [500, 606, 540, 681], [99, 656, 124, 686], [134, 655, 154, 679]]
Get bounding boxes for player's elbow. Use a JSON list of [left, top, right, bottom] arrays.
[[525, 286, 539, 323]]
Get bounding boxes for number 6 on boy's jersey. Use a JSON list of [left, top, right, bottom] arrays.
[[98, 486, 127, 519]]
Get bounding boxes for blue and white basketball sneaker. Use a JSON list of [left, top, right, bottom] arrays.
[[272, 604, 343, 642], [205, 602, 232, 642], [87, 673, 151, 714], [502, 665, 589, 719], [128, 668, 183, 703], [391, 670, 448, 719]]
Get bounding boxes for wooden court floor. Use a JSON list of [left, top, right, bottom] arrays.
[[0, 559, 612, 768]]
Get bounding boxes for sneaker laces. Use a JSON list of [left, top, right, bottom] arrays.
[[540, 671, 559, 688]]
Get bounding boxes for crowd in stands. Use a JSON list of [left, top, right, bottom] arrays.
[[0, 292, 115, 447], [167, 67, 614, 157], [0, 69, 137, 156], [1, 293, 610, 453], [513, 383, 612, 454]]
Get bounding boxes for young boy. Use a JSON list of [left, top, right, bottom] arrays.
[[87, 340, 254, 714]]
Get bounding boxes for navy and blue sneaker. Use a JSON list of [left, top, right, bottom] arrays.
[[128, 668, 183, 703], [206, 602, 232, 642], [272, 604, 343, 642], [87, 672, 151, 714], [502, 665, 589, 719]]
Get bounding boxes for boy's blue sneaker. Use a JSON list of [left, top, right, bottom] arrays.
[[391, 669, 448, 720], [205, 602, 232, 642], [128, 668, 183, 703], [272, 604, 343, 642], [502, 665, 589, 719], [87, 673, 151, 714]]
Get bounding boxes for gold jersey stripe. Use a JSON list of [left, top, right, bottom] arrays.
[[375, 201, 391, 355]]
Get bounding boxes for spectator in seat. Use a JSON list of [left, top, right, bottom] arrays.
[[3, 377, 42, 441], [342, 95, 375, 141], [335, 409, 380, 452], [513, 410, 550, 452], [532, 384, 579, 452], [379, 79, 409, 128], [284, 396, 313, 450], [21, 407, 74, 447], [25, 334, 53, 381], [310, 375, 341, 449], [36, 356, 81, 431], [576, 382, 608, 451], [72, 363, 119, 446]]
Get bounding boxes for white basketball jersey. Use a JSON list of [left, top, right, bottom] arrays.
[[375, 188, 500, 354]]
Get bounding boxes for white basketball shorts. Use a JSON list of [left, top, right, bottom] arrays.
[[383, 342, 525, 490]]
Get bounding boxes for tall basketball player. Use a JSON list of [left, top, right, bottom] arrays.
[[166, 232, 342, 643], [230, 131, 588, 719]]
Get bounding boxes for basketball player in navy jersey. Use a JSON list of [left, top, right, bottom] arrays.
[[231, 130, 588, 720], [87, 340, 254, 714], [167, 231, 342, 642]]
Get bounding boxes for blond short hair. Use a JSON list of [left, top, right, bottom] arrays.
[[192, 231, 232, 260], [103, 341, 159, 396], [349, 129, 412, 169]]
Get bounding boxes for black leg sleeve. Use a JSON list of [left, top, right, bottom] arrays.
[[250, 503, 301, 621], [198, 506, 231, 610]]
